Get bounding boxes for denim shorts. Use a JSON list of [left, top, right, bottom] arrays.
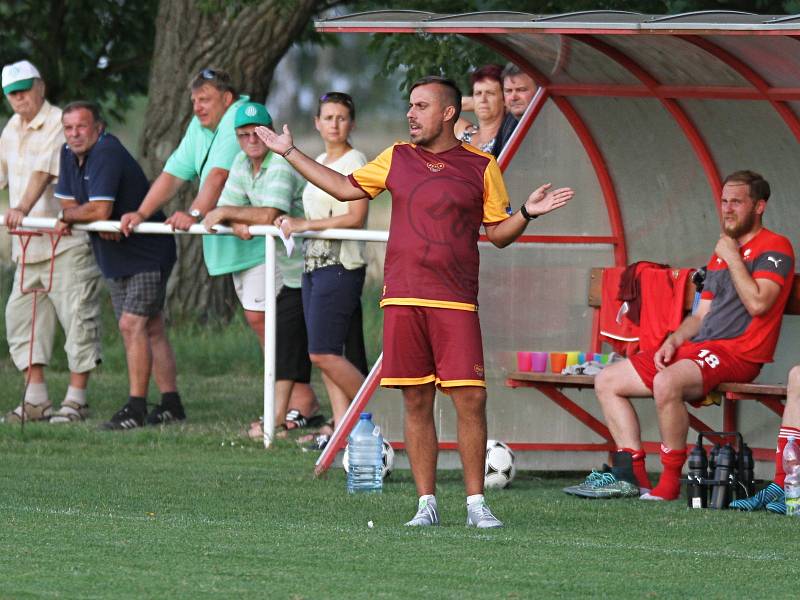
[[302, 265, 365, 355]]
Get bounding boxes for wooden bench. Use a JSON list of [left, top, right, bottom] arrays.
[[506, 267, 800, 461]]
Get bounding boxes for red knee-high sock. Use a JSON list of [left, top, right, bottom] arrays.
[[649, 444, 687, 500], [775, 427, 800, 487], [619, 447, 651, 490]]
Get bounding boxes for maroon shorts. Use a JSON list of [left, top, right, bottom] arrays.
[[629, 340, 761, 397], [381, 305, 485, 390]]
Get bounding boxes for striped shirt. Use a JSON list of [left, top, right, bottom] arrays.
[[217, 151, 305, 287], [0, 100, 87, 263]]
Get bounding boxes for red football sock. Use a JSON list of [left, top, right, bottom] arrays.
[[648, 445, 687, 500], [619, 447, 651, 490], [775, 427, 800, 487]]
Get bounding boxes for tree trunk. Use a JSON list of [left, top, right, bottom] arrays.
[[141, 0, 324, 321]]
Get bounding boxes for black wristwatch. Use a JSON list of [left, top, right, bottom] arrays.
[[189, 208, 203, 221], [519, 204, 538, 221]]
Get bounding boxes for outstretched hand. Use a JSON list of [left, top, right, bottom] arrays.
[[255, 124, 293, 156], [524, 184, 574, 217]]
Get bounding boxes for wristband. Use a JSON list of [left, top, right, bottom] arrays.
[[519, 203, 538, 221], [283, 145, 296, 158]]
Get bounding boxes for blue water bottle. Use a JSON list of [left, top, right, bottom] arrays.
[[346, 413, 383, 494]]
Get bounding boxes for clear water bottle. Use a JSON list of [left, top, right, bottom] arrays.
[[784, 436, 800, 517], [346, 413, 383, 494]]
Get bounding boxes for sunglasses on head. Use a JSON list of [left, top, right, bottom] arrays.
[[319, 92, 353, 106], [199, 68, 232, 83]]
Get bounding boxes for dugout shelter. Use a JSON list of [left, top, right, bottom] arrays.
[[315, 10, 800, 475]]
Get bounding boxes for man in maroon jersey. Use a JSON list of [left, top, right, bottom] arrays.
[[566, 171, 794, 502], [256, 76, 573, 528]]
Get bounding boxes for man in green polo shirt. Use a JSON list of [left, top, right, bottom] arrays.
[[202, 102, 318, 432], [119, 67, 247, 274]]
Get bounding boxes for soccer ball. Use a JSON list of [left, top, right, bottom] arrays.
[[343, 440, 395, 480], [484, 439, 516, 489]]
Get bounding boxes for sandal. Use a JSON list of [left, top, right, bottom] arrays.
[[50, 400, 90, 424], [300, 433, 330, 452], [296, 420, 335, 446], [246, 418, 294, 441], [4, 401, 52, 423], [284, 409, 326, 431]]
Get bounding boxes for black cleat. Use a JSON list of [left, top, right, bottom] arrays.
[[145, 403, 186, 425], [100, 403, 145, 431]]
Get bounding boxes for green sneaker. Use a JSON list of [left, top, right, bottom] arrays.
[[563, 466, 611, 496], [571, 472, 640, 499]]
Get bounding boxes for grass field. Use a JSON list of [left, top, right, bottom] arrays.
[[1, 370, 797, 599], [0, 273, 796, 599]]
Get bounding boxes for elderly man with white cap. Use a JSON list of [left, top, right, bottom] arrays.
[[1, 59, 102, 424]]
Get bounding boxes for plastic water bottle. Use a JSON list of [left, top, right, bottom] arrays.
[[346, 413, 383, 494], [783, 436, 800, 517]]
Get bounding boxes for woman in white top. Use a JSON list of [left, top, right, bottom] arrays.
[[276, 92, 368, 449]]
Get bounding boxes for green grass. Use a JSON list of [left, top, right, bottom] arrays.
[[0, 269, 796, 599], [0, 373, 797, 599]]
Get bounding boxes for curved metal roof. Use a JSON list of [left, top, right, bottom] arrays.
[[316, 10, 800, 269], [316, 11, 800, 457]]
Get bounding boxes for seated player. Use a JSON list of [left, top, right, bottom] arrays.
[[730, 363, 800, 514], [566, 170, 794, 500]]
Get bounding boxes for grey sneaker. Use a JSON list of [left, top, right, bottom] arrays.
[[563, 466, 611, 496], [571, 472, 640, 499], [466, 500, 504, 528], [405, 497, 440, 526]]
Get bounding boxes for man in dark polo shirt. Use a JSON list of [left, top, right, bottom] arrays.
[[257, 76, 573, 528], [54, 101, 184, 430]]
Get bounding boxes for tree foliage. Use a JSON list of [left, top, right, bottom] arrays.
[[0, 0, 157, 119]]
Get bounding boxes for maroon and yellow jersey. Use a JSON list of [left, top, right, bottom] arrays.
[[694, 228, 794, 363], [348, 142, 511, 310]]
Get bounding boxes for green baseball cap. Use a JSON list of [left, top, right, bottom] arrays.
[[2, 60, 41, 95], [234, 102, 272, 129]]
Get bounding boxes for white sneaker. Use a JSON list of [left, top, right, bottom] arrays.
[[404, 497, 440, 526], [466, 500, 504, 528]]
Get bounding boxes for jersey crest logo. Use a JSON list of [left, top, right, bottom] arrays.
[[767, 256, 783, 268], [716, 257, 723, 265], [743, 248, 752, 260], [426, 161, 445, 172], [473, 364, 484, 377]]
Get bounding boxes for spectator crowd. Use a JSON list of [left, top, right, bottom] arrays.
[[2, 56, 797, 525]]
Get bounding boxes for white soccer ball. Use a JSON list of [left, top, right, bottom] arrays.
[[484, 439, 516, 489], [343, 440, 395, 480]]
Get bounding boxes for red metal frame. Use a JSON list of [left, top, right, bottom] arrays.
[[311, 21, 799, 463], [473, 34, 628, 266], [570, 35, 722, 216], [678, 35, 800, 144]]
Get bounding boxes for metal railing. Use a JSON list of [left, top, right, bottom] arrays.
[[0, 215, 389, 446]]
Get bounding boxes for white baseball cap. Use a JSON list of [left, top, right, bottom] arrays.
[[2, 60, 41, 95]]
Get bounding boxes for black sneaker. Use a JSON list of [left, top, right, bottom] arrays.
[[100, 403, 145, 430], [145, 403, 186, 425]]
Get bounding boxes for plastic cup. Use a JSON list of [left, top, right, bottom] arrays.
[[566, 351, 581, 367], [599, 353, 610, 364], [531, 352, 548, 372], [516, 351, 532, 371], [578, 352, 587, 364], [550, 352, 567, 373]]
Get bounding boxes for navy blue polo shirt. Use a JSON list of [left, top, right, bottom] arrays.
[[55, 133, 176, 279]]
